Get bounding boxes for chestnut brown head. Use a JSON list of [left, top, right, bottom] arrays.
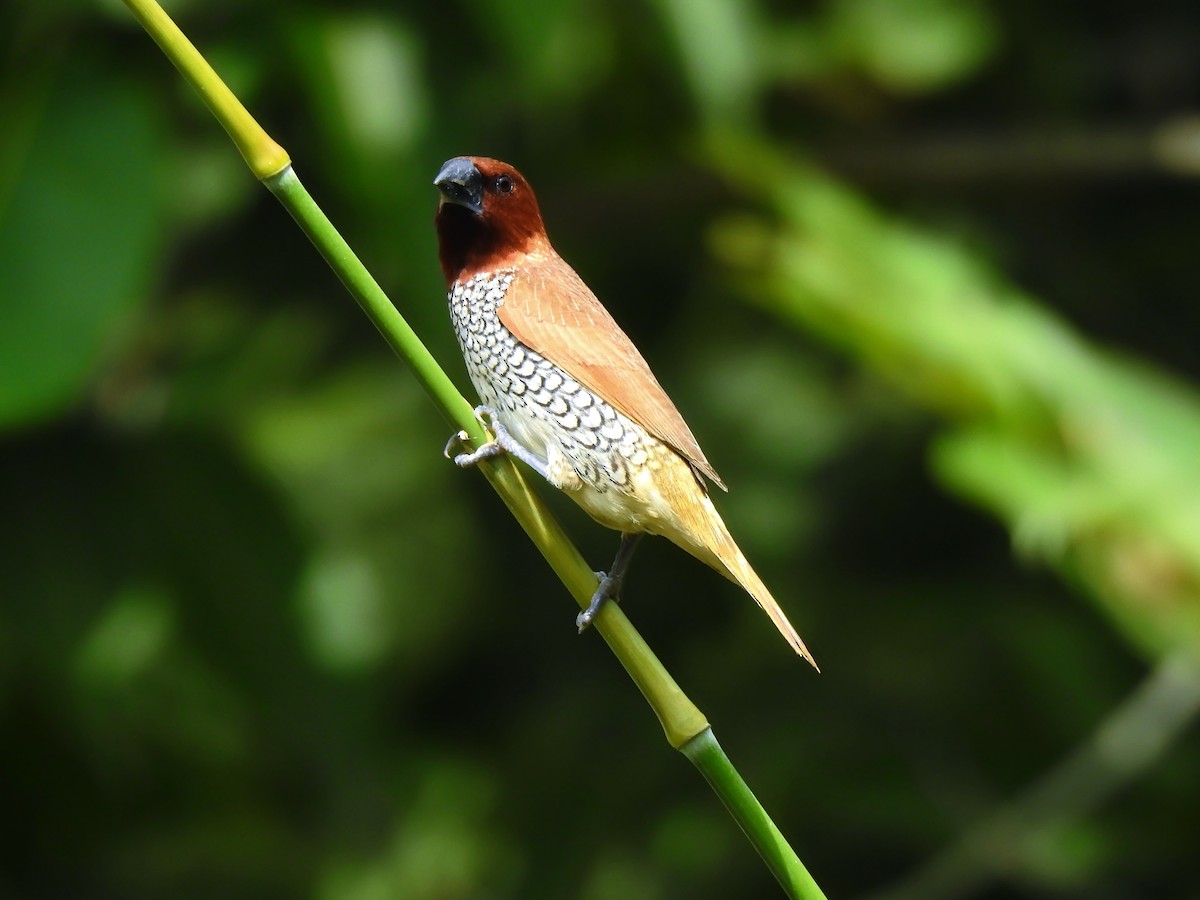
[[434, 156, 548, 284]]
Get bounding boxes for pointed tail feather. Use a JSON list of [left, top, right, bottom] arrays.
[[693, 495, 819, 670], [723, 544, 819, 670], [641, 451, 818, 667]]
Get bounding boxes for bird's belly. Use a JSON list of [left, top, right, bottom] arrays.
[[483, 374, 670, 533]]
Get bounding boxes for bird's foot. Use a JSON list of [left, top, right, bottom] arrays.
[[576, 533, 644, 633], [576, 570, 623, 633], [446, 433, 506, 468], [444, 405, 501, 467], [444, 405, 555, 482]]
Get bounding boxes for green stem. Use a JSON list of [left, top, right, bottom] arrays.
[[123, 0, 288, 177], [684, 729, 829, 899], [122, 1, 824, 895]]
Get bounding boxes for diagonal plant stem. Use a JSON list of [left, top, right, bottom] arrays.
[[120, 1, 827, 896]]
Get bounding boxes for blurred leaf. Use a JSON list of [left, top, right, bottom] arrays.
[[652, 0, 759, 127], [317, 760, 518, 900], [711, 136, 1200, 661], [578, 853, 662, 900], [693, 342, 856, 470], [827, 0, 999, 93], [298, 548, 392, 671], [74, 584, 174, 688], [307, 14, 428, 159], [469, 0, 613, 106], [238, 363, 477, 671], [0, 63, 165, 429]]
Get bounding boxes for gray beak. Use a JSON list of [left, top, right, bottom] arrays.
[[434, 157, 484, 214]]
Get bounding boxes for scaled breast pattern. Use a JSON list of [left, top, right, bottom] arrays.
[[448, 270, 658, 501]]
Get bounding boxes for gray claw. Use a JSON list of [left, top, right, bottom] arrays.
[[577, 534, 642, 636], [577, 570, 621, 633]]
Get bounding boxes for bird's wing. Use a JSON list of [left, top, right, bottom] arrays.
[[498, 251, 726, 490]]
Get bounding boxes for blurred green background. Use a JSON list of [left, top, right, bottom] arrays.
[[3, 0, 1200, 897]]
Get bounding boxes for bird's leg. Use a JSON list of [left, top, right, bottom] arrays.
[[577, 532, 643, 632], [445, 405, 555, 483]]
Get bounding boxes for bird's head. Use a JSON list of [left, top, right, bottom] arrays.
[[434, 156, 548, 285]]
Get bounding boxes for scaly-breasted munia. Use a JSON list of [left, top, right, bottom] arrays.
[[434, 156, 816, 667]]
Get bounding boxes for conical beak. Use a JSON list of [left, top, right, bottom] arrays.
[[434, 157, 484, 214]]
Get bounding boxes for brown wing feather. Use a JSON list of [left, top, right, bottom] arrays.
[[497, 250, 726, 490]]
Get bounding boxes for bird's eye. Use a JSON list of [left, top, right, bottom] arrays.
[[495, 174, 514, 194]]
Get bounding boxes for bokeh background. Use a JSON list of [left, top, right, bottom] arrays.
[[3, 0, 1200, 897]]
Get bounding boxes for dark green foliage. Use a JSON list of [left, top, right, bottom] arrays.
[[2, 1, 1199, 897]]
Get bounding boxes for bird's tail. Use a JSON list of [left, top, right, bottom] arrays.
[[688, 493, 819, 670]]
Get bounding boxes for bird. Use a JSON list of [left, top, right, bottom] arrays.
[[433, 156, 816, 668]]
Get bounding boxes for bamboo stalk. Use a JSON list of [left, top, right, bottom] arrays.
[[120, 2, 826, 895]]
